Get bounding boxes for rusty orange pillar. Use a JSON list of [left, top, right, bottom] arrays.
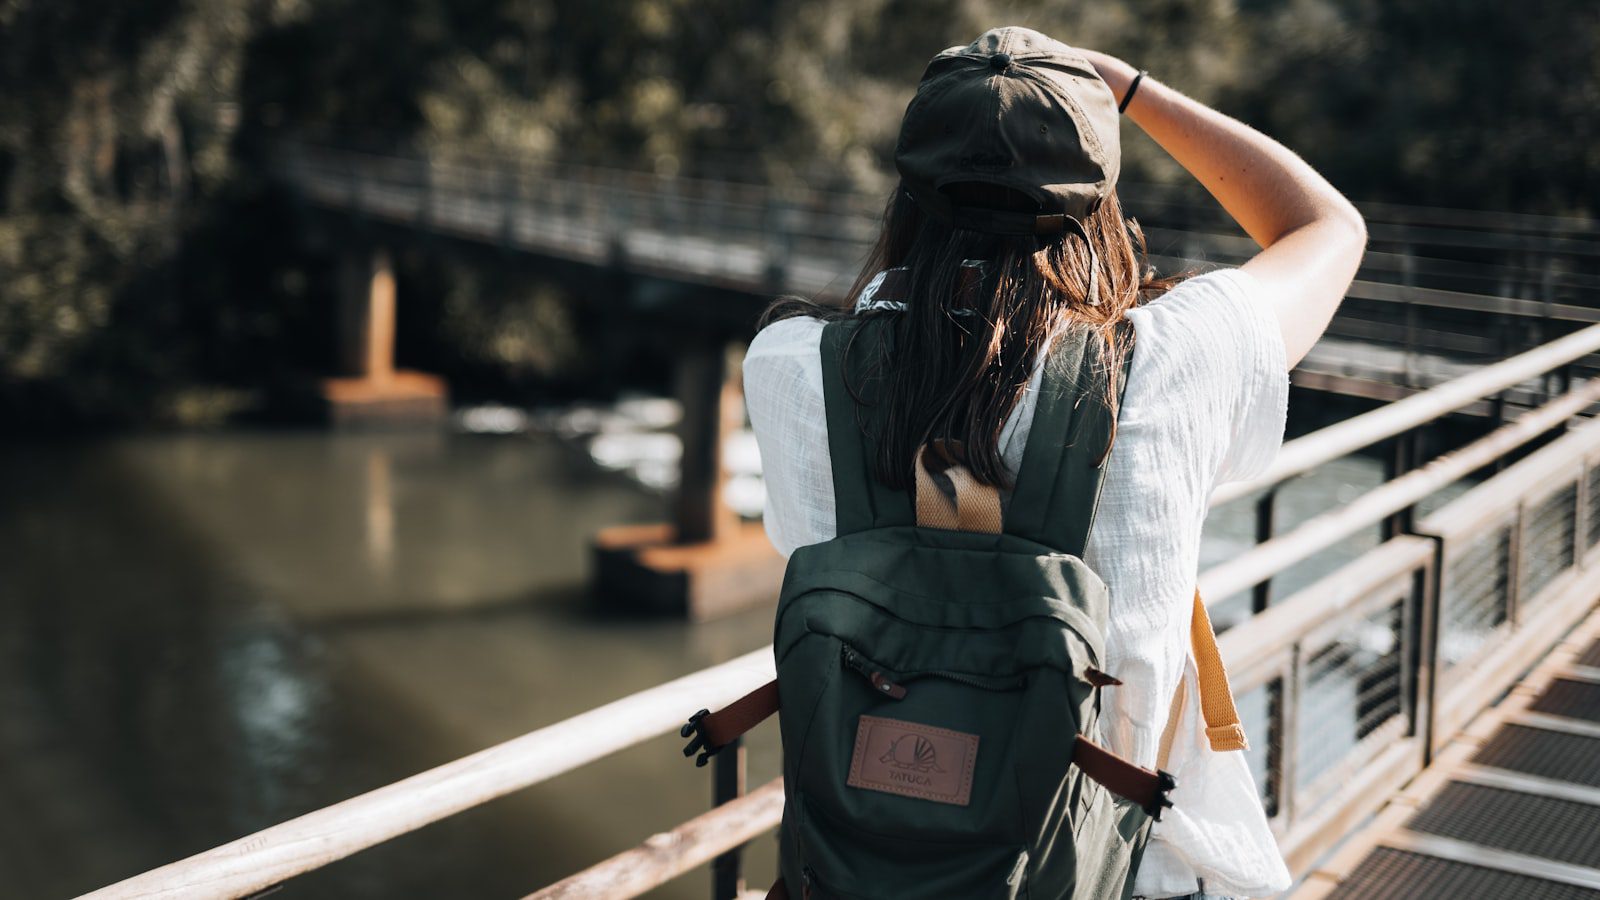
[[364, 249, 397, 383], [321, 247, 448, 427], [591, 340, 785, 620], [673, 342, 743, 544]]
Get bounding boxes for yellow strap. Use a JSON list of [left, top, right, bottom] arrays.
[[1191, 589, 1249, 751], [914, 443, 1002, 534], [1155, 666, 1186, 771]]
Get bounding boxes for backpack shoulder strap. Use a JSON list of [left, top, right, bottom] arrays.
[[1003, 320, 1134, 556], [819, 317, 916, 535]]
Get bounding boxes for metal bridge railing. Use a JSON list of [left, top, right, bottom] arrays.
[[274, 141, 1600, 310], [276, 140, 1600, 405], [81, 324, 1600, 899], [1221, 414, 1600, 875]]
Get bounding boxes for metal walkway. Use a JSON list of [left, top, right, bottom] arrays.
[[1295, 607, 1600, 899]]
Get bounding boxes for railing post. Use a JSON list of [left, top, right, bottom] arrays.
[[1252, 487, 1279, 613], [1577, 457, 1592, 572], [422, 156, 436, 225], [1383, 429, 1419, 539], [609, 172, 631, 271], [1404, 536, 1442, 767], [1401, 243, 1418, 387], [498, 164, 516, 249], [1556, 362, 1577, 435], [711, 737, 747, 900], [1490, 372, 1510, 475], [764, 189, 791, 293], [1506, 502, 1525, 629], [1537, 255, 1556, 359], [1276, 653, 1301, 827], [351, 154, 368, 221]]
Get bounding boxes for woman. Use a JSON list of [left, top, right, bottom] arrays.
[[744, 27, 1365, 900]]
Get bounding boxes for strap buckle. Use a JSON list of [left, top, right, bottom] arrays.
[[680, 708, 719, 767], [1148, 769, 1177, 821]]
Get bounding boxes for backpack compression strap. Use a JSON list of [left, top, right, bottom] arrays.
[[682, 679, 1177, 819], [679, 680, 781, 767], [1156, 590, 1250, 769], [1190, 589, 1249, 751]]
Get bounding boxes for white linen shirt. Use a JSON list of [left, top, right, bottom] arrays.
[[742, 267, 1294, 899]]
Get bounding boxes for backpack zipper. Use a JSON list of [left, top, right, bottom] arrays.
[[840, 644, 907, 699], [839, 642, 1025, 698], [778, 585, 1105, 669]]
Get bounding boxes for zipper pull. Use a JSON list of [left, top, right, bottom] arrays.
[[840, 645, 907, 700], [869, 671, 907, 700]]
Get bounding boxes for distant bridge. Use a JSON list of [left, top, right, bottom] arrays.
[[275, 141, 1600, 403]]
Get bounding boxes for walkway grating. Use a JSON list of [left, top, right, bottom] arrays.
[[1530, 677, 1600, 722], [1579, 638, 1600, 668], [1406, 781, 1600, 869], [1472, 723, 1600, 788], [1298, 621, 1600, 899], [1329, 846, 1600, 900]]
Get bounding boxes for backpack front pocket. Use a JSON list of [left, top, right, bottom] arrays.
[[794, 635, 1030, 828], [797, 790, 1030, 900]]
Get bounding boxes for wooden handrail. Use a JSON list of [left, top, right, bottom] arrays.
[[80, 648, 775, 900], [1201, 376, 1600, 600], [1220, 404, 1600, 687], [524, 779, 785, 900], [1212, 322, 1600, 507]]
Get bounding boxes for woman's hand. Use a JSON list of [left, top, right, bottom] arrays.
[[1072, 47, 1367, 370]]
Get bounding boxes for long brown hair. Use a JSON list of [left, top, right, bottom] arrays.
[[760, 181, 1187, 492]]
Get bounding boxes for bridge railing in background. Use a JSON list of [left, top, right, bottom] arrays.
[[276, 141, 1600, 400], [274, 141, 1600, 294], [83, 322, 1600, 899]]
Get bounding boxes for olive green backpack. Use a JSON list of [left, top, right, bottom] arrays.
[[684, 313, 1197, 899]]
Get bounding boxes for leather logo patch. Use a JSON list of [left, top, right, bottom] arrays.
[[846, 715, 979, 806]]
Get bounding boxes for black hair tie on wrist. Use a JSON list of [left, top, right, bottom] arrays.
[[1119, 70, 1148, 114]]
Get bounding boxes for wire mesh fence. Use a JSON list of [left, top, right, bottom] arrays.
[[1239, 678, 1281, 816], [1521, 483, 1578, 607], [1297, 599, 1407, 796], [1439, 520, 1512, 670]]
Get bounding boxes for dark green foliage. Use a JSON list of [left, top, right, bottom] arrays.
[[1, 0, 1595, 428]]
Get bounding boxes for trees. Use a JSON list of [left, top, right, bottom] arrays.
[[2, 0, 1595, 426]]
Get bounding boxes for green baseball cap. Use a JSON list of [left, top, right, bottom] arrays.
[[894, 26, 1122, 239]]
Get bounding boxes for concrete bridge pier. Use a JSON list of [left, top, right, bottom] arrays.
[[320, 247, 449, 427], [591, 339, 785, 621]]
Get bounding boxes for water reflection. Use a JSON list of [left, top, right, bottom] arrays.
[[0, 432, 755, 899]]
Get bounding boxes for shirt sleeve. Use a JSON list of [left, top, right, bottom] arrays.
[[742, 315, 834, 557], [1139, 267, 1290, 486]]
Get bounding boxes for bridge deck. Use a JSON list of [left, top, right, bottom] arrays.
[[1294, 605, 1600, 899]]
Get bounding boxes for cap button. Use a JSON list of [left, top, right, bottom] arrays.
[[990, 52, 1012, 71]]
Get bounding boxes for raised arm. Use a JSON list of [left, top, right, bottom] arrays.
[[1079, 51, 1368, 369]]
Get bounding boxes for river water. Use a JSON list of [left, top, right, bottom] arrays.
[[0, 404, 1472, 899]]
